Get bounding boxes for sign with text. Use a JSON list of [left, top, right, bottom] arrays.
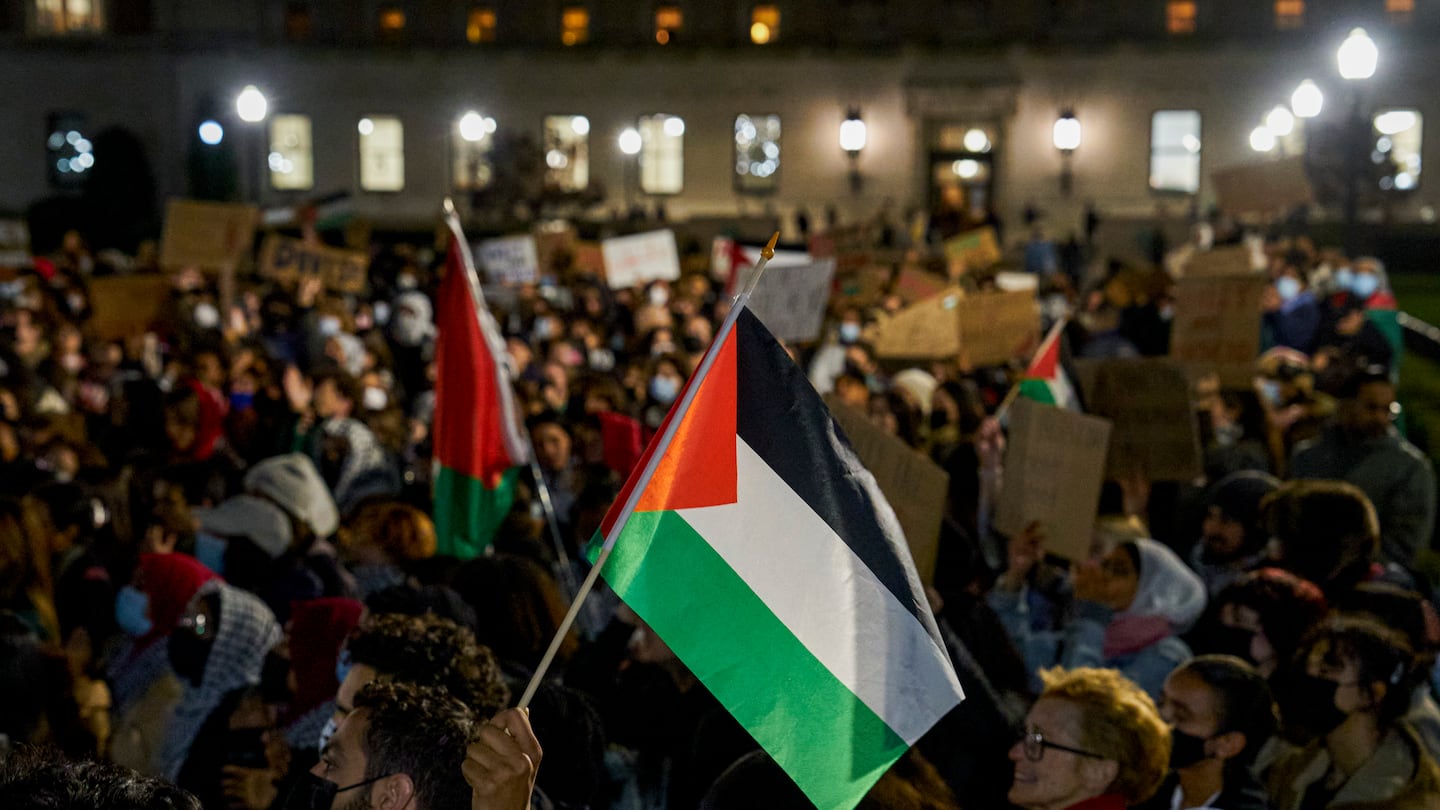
[[826, 398, 949, 585], [88, 274, 171, 340], [159, 199, 257, 272], [601, 230, 681, 289], [748, 259, 836, 343], [0, 219, 30, 269], [476, 234, 540, 285], [257, 235, 368, 293], [731, 244, 813, 295], [956, 290, 1039, 367], [1169, 274, 1267, 375], [1211, 156, 1314, 217], [995, 398, 1113, 563], [943, 226, 1002, 272], [1080, 358, 1203, 482], [872, 288, 965, 360], [1182, 245, 1256, 279], [895, 266, 949, 303]]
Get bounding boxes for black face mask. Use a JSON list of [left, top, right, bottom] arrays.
[[1274, 671, 1348, 742], [280, 771, 388, 810], [1169, 729, 1212, 770]]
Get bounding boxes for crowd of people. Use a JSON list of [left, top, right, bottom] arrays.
[[0, 205, 1437, 810]]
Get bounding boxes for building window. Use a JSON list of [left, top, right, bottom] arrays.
[[544, 116, 590, 192], [1166, 1, 1196, 34], [1387, 0, 1414, 24], [1149, 110, 1202, 194], [750, 4, 779, 44], [655, 4, 682, 44], [1374, 109, 1423, 192], [561, 6, 589, 45], [269, 115, 314, 191], [47, 112, 91, 188], [467, 7, 496, 43], [284, 3, 312, 41], [359, 116, 405, 192], [452, 113, 497, 191], [32, 0, 104, 34], [1274, 0, 1303, 30], [734, 114, 780, 194], [638, 114, 684, 195], [377, 6, 405, 41]]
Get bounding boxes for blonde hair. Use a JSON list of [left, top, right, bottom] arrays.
[[342, 501, 437, 562], [1091, 515, 1149, 558], [1037, 667, 1170, 806]]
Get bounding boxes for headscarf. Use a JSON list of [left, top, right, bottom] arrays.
[[192, 495, 293, 558], [179, 379, 226, 462], [391, 291, 435, 347], [1103, 538, 1207, 659], [283, 597, 364, 749], [157, 582, 281, 779], [109, 553, 219, 712], [319, 418, 391, 514], [244, 454, 339, 537]]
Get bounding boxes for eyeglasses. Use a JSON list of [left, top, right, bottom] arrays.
[[1019, 727, 1108, 762]]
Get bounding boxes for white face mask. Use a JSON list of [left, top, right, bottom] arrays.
[[648, 286, 669, 307], [318, 315, 342, 337], [362, 386, 388, 411], [373, 302, 392, 325], [194, 302, 220, 329]]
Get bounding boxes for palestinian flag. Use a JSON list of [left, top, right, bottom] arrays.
[[590, 308, 964, 809], [433, 213, 529, 558], [1017, 318, 1078, 409]]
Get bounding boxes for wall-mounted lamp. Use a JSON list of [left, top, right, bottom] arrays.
[[839, 107, 867, 193], [1052, 108, 1080, 195]]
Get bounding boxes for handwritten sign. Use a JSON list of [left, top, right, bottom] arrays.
[[476, 234, 540, 285], [995, 398, 1113, 562], [159, 199, 257, 272], [872, 288, 965, 359], [1211, 156, 1314, 217], [0, 219, 30, 269], [1182, 246, 1256, 279], [88, 274, 171, 340], [748, 259, 836, 343], [895, 266, 948, 303], [944, 226, 1002, 272], [601, 230, 681, 289], [1170, 275, 1267, 375], [957, 290, 1039, 367], [257, 234, 368, 293], [1080, 358, 1203, 482]]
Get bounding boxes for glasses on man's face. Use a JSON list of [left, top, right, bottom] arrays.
[[1019, 726, 1108, 762]]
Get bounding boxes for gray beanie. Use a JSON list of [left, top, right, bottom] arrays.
[[243, 453, 340, 537], [193, 495, 292, 559]]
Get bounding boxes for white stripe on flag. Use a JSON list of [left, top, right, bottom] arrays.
[[676, 437, 964, 744]]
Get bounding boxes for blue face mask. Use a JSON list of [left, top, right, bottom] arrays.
[[115, 585, 153, 637], [1351, 273, 1380, 299], [838, 322, 862, 344], [229, 391, 255, 411], [194, 532, 227, 576], [1276, 276, 1302, 302], [649, 376, 679, 405], [335, 649, 353, 686], [1333, 267, 1355, 291]]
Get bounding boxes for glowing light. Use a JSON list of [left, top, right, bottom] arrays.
[[1338, 28, 1378, 81], [953, 159, 980, 179], [458, 111, 486, 142], [963, 128, 991, 153], [1374, 110, 1418, 135], [358, 118, 375, 136], [198, 120, 224, 145], [546, 150, 568, 169], [570, 116, 590, 135], [1266, 106, 1295, 137], [75, 152, 94, 169], [839, 113, 867, 153], [750, 22, 771, 44], [1292, 80, 1324, 118], [663, 116, 685, 137], [236, 85, 268, 123], [1250, 126, 1277, 153], [618, 127, 642, 155], [1052, 111, 1081, 152]]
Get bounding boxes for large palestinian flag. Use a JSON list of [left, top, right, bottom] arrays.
[[590, 308, 964, 809], [433, 214, 529, 558]]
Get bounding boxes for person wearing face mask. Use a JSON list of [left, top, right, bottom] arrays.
[[807, 307, 867, 396], [283, 598, 365, 762], [1263, 267, 1321, 354], [1134, 656, 1277, 810], [643, 356, 685, 430], [1345, 257, 1397, 311], [1267, 617, 1440, 809], [1193, 568, 1328, 682]]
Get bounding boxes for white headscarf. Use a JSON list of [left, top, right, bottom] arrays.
[[1123, 538, 1207, 633]]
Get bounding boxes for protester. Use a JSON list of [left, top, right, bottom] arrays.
[[1189, 471, 1280, 597], [0, 746, 200, 810], [1193, 568, 1328, 680]]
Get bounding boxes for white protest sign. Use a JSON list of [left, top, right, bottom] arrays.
[[601, 230, 681, 289], [732, 245, 812, 294], [748, 259, 836, 343], [476, 234, 540, 285]]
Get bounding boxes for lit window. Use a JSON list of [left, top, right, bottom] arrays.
[[750, 4, 779, 44], [1274, 0, 1303, 30], [47, 112, 91, 188], [1374, 109, 1423, 192], [1387, 0, 1414, 24], [285, 4, 312, 41], [378, 6, 405, 40], [734, 114, 781, 194], [1149, 110, 1201, 194], [638, 114, 684, 195], [1166, 1, 1196, 34], [467, 7, 496, 43], [452, 113, 497, 191], [32, 0, 104, 34], [655, 5, 682, 44], [561, 6, 589, 45], [359, 116, 405, 192], [544, 116, 590, 192], [269, 115, 314, 191]]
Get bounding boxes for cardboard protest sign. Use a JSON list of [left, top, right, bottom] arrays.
[[835, 265, 891, 306], [601, 230, 681, 289], [1079, 358, 1203, 481], [257, 235, 368, 293], [956, 290, 1039, 367], [872, 288, 965, 360], [895, 266, 948, 303], [943, 226, 1001, 272], [159, 199, 257, 272], [534, 222, 578, 279], [1211, 156, 1313, 217], [475, 234, 540, 285], [995, 398, 1113, 562], [1181, 246, 1256, 279], [748, 259, 836, 343], [0, 219, 30, 269], [572, 242, 605, 276], [826, 398, 949, 585], [88, 274, 171, 340], [1169, 275, 1267, 376]]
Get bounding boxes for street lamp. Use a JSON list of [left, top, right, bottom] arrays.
[[1337, 28, 1378, 251], [1052, 108, 1080, 195], [234, 85, 269, 203], [618, 127, 642, 208], [839, 107, 866, 193], [1338, 28, 1378, 81], [1249, 126, 1278, 153], [1292, 80, 1324, 119]]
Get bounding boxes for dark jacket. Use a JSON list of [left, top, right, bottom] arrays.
[[1134, 769, 1273, 810]]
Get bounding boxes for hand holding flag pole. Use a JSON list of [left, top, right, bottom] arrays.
[[516, 232, 782, 708]]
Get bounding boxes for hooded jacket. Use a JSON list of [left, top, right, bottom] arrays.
[[1266, 721, 1440, 810]]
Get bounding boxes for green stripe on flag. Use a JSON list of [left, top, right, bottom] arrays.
[[434, 465, 518, 559], [595, 510, 909, 809], [1017, 378, 1057, 405]]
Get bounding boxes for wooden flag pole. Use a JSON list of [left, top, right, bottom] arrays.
[[516, 233, 781, 708]]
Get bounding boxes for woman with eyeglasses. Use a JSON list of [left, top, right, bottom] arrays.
[[1007, 666, 1171, 810]]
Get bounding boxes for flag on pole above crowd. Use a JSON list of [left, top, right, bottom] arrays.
[[1017, 318, 1079, 410], [588, 305, 964, 809], [432, 209, 530, 558]]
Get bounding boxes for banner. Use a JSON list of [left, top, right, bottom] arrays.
[[748, 259, 836, 343], [159, 199, 257, 272], [995, 398, 1113, 562], [476, 234, 540, 285], [1169, 274, 1267, 376], [601, 229, 681, 289], [88, 274, 171, 339], [1079, 358, 1203, 481], [826, 398, 949, 585], [872, 288, 965, 360], [257, 234, 368, 293], [956, 290, 1039, 367], [943, 226, 1002, 272]]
